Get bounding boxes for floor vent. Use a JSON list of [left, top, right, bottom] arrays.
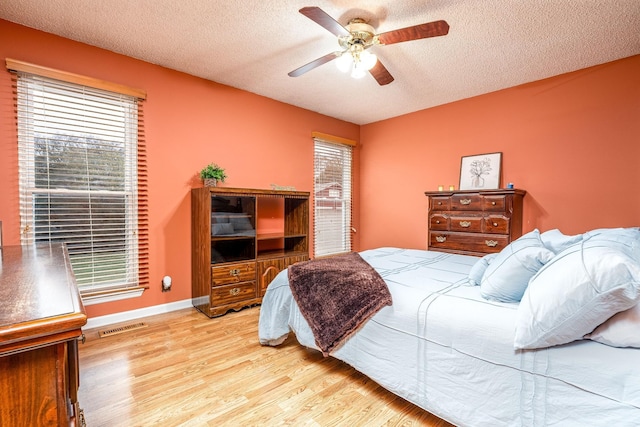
[[98, 322, 148, 338]]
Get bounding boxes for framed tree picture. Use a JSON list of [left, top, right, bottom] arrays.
[[459, 152, 502, 190]]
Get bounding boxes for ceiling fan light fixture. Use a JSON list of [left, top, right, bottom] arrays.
[[291, 7, 448, 85], [360, 50, 377, 70], [335, 52, 353, 73], [350, 63, 367, 79], [336, 46, 377, 78]]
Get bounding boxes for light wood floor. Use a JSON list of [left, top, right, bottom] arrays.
[[78, 306, 454, 427]]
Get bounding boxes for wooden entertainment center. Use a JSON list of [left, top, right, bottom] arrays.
[[191, 187, 310, 317]]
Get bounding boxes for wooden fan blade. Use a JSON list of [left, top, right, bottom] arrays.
[[299, 6, 350, 37], [369, 60, 394, 86], [377, 20, 449, 45], [288, 52, 340, 77]]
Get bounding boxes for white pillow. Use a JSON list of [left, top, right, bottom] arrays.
[[584, 227, 640, 239], [539, 227, 640, 254], [480, 229, 555, 302], [585, 303, 640, 348], [540, 229, 583, 253], [514, 233, 640, 350], [467, 253, 498, 286]]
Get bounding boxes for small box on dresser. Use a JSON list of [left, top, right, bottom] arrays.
[[424, 188, 526, 256]]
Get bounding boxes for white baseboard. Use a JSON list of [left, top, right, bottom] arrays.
[[84, 298, 194, 330]]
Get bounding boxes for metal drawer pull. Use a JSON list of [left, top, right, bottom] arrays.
[[460, 199, 472, 205], [436, 236, 447, 243], [459, 221, 471, 228], [229, 268, 241, 282], [492, 201, 496, 205], [485, 240, 499, 247], [493, 222, 498, 227], [229, 287, 241, 296], [435, 220, 440, 224]]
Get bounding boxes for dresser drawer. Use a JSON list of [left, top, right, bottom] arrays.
[[429, 214, 449, 231], [483, 195, 507, 212], [484, 215, 510, 234], [450, 194, 482, 211], [449, 215, 482, 233], [429, 232, 509, 253], [430, 197, 450, 211], [211, 261, 256, 286], [211, 281, 256, 306]]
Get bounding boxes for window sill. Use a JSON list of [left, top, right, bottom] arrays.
[[81, 286, 147, 306]]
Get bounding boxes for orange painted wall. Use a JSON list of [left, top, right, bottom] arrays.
[[0, 20, 360, 318], [359, 55, 640, 250], [2, 18, 638, 319]]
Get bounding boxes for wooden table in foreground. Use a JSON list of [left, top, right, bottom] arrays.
[[0, 244, 87, 426]]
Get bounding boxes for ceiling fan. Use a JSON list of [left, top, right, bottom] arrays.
[[288, 6, 450, 85]]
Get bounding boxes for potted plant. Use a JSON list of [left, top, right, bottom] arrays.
[[199, 163, 227, 187]]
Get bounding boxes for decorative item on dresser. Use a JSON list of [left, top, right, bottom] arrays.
[[191, 187, 309, 318], [0, 244, 87, 427], [424, 188, 526, 256], [199, 162, 227, 187], [458, 152, 502, 190]]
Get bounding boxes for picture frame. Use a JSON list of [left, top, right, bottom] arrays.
[[459, 152, 502, 190]]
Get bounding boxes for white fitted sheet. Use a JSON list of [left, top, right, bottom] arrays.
[[258, 248, 640, 426]]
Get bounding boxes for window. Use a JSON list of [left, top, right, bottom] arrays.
[[9, 59, 148, 303], [313, 136, 353, 257]]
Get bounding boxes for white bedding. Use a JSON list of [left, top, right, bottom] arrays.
[[258, 247, 640, 426]]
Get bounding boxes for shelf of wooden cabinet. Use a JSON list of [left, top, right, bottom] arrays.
[[211, 234, 255, 241], [257, 232, 284, 240], [257, 249, 308, 259], [257, 232, 308, 240]]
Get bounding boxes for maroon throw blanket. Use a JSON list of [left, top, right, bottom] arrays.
[[288, 252, 392, 356]]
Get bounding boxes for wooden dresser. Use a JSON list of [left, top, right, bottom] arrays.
[[424, 189, 526, 256], [0, 244, 87, 426]]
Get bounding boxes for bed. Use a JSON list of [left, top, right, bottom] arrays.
[[258, 227, 640, 426]]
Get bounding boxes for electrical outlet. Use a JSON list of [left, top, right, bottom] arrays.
[[162, 275, 172, 292]]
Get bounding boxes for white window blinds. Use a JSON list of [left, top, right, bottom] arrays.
[[313, 138, 352, 257], [11, 67, 148, 299]]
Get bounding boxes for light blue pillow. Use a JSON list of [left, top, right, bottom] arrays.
[[211, 213, 229, 223], [480, 229, 555, 303], [540, 229, 583, 254], [584, 226, 640, 237], [583, 227, 640, 253], [212, 222, 234, 235], [467, 253, 498, 286], [229, 214, 254, 231], [514, 234, 640, 350]]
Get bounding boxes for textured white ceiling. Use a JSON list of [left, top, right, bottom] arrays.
[[1, 1, 639, 125]]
